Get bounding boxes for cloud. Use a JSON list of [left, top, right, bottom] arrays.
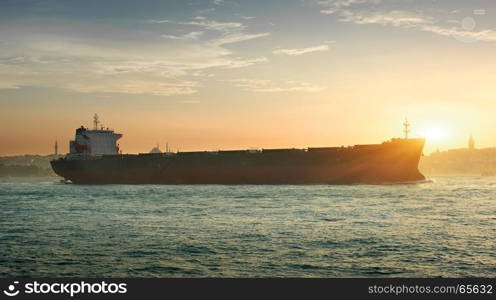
[[68, 80, 199, 96], [155, 16, 270, 49], [151, 16, 270, 45], [234, 13, 256, 20], [273, 44, 329, 56], [151, 17, 270, 46], [0, 17, 270, 96], [211, 32, 270, 45], [162, 31, 204, 40], [316, 1, 496, 43], [339, 9, 433, 27], [195, 8, 216, 15], [147, 19, 245, 32], [318, 0, 383, 15], [223, 57, 269, 68], [320, 9, 337, 15], [0, 54, 203, 96], [339, 10, 496, 42], [227, 78, 327, 93], [420, 25, 496, 42], [0, 53, 251, 96]]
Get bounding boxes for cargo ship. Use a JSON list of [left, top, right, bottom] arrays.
[[51, 115, 425, 184]]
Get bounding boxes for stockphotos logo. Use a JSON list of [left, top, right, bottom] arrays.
[[3, 281, 20, 297], [3, 281, 127, 297]]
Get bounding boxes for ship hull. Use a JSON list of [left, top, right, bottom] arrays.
[[51, 139, 425, 185]]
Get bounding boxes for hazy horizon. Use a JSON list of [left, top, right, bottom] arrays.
[[1, 0, 495, 156], [0, 128, 488, 157]]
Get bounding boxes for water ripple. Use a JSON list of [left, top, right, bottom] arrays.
[[0, 176, 495, 277]]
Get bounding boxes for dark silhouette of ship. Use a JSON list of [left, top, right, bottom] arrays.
[[51, 115, 425, 184]]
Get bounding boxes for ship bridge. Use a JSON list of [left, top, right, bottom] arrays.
[[69, 114, 122, 157]]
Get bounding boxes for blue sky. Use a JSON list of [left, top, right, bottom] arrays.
[[1, 0, 495, 155]]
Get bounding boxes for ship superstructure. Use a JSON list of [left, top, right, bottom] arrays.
[[68, 114, 122, 159]]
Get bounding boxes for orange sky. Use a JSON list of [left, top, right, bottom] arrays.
[[1, 0, 495, 156]]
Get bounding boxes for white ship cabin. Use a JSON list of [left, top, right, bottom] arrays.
[[68, 115, 122, 157]]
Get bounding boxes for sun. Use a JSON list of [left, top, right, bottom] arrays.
[[419, 125, 450, 141]]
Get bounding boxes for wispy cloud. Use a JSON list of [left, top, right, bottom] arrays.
[[234, 13, 256, 20], [221, 57, 269, 68], [0, 16, 270, 96], [147, 19, 245, 32], [316, 1, 496, 43], [420, 25, 496, 42], [227, 78, 327, 93], [340, 9, 496, 42], [318, 0, 382, 15], [212, 32, 270, 45], [154, 16, 270, 54], [339, 9, 433, 27], [273, 44, 329, 56], [162, 31, 204, 40], [67, 80, 199, 96], [151, 17, 270, 45]]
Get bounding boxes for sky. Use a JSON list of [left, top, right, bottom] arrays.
[[1, 0, 495, 155]]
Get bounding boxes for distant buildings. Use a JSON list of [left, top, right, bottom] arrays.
[[468, 135, 475, 150], [0, 154, 58, 177], [149, 144, 162, 154], [420, 135, 496, 175], [149, 142, 172, 154]]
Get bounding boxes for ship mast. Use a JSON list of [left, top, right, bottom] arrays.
[[93, 113, 100, 130], [403, 118, 410, 139]]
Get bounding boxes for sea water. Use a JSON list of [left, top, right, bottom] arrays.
[[0, 177, 495, 277]]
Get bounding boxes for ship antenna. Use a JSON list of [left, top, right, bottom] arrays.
[[403, 118, 411, 139], [93, 113, 100, 130]]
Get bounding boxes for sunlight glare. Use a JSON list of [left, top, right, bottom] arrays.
[[419, 125, 450, 141]]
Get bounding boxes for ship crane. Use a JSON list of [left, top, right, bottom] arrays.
[[403, 118, 411, 139]]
